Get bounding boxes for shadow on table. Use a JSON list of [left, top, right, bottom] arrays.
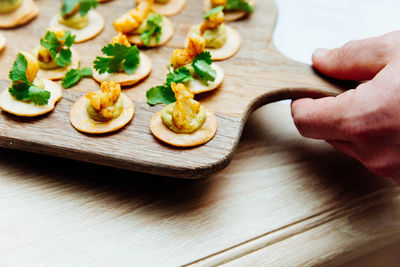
[[0, 103, 397, 223]]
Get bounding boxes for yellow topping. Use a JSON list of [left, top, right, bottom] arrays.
[[171, 33, 206, 69], [86, 81, 122, 121], [200, 9, 224, 33], [211, 0, 226, 6], [169, 82, 204, 133], [22, 52, 39, 83], [111, 33, 131, 47], [113, 0, 153, 34]]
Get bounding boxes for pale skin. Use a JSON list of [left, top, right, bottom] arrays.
[[291, 31, 400, 185]]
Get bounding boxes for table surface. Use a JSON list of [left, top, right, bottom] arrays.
[[1, 0, 400, 266]]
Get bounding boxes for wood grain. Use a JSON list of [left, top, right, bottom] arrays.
[[0, 102, 399, 266], [0, 0, 352, 178]]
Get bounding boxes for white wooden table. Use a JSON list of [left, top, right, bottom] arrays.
[[1, 0, 400, 266]]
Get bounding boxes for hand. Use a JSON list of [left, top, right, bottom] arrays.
[[291, 31, 400, 184]]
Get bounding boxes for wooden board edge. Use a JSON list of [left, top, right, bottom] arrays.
[[0, 131, 243, 178]]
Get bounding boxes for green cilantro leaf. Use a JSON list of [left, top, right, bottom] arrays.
[[146, 67, 193, 105], [225, 0, 254, 13], [204, 6, 224, 19], [8, 53, 51, 106], [194, 51, 213, 65], [140, 14, 163, 47], [60, 30, 76, 47], [40, 30, 76, 68], [56, 49, 72, 67], [146, 85, 176, 106], [61, 0, 98, 17], [9, 82, 30, 101], [93, 43, 140, 75], [192, 51, 216, 86], [40, 31, 59, 58], [28, 86, 51, 105], [62, 67, 93, 88], [9, 53, 29, 83], [166, 67, 193, 86]]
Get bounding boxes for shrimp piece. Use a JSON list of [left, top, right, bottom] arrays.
[[38, 27, 66, 64], [111, 33, 131, 47], [171, 82, 201, 132], [114, 0, 153, 34], [86, 81, 121, 120], [211, 0, 226, 6], [171, 33, 206, 69], [200, 9, 224, 33], [22, 52, 39, 83]]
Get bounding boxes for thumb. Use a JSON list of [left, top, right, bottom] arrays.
[[312, 31, 400, 80]]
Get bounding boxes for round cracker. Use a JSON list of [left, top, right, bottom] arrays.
[[49, 10, 104, 43], [0, 79, 62, 117], [70, 93, 134, 134], [186, 63, 224, 94], [0, 33, 6, 51], [127, 16, 174, 48], [92, 53, 152, 86], [0, 0, 38, 28], [35, 48, 80, 81], [150, 106, 217, 147], [152, 0, 186, 16], [187, 25, 241, 61], [202, 0, 256, 21]]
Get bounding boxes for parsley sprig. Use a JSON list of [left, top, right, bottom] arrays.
[[61, 0, 99, 17], [8, 53, 51, 106], [140, 14, 163, 47], [40, 30, 76, 67], [62, 67, 92, 88], [146, 51, 216, 106], [93, 43, 141, 75], [225, 0, 254, 13]]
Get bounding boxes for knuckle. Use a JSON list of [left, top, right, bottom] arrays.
[[343, 120, 374, 142], [337, 40, 358, 61]]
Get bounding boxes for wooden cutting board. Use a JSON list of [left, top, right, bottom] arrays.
[[0, 0, 351, 178]]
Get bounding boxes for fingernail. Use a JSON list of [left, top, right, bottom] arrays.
[[313, 48, 330, 58]]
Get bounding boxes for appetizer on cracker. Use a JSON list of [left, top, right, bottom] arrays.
[[31, 26, 80, 80], [50, 0, 104, 43], [150, 82, 217, 147], [0, 0, 38, 28], [70, 81, 134, 134], [114, 0, 173, 48], [188, 6, 240, 60], [93, 33, 152, 86], [147, 33, 223, 103], [203, 0, 254, 21], [0, 52, 62, 117]]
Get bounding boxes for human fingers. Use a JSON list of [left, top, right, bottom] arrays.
[[312, 31, 400, 80]]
